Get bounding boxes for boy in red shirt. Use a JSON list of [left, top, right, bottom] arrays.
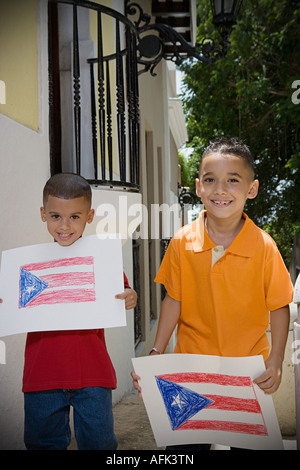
[[22, 173, 137, 450]]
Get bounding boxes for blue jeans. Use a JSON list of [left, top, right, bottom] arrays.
[[24, 387, 118, 450]]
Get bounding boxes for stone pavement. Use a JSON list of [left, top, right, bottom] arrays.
[[113, 391, 163, 450], [112, 391, 297, 451]]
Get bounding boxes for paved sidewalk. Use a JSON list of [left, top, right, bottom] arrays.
[[113, 391, 297, 451], [113, 391, 163, 450]]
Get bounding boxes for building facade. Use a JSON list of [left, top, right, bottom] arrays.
[[0, 0, 190, 448]]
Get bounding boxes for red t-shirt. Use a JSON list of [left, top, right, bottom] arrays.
[[22, 273, 130, 392]]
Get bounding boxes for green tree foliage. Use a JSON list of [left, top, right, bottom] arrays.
[[179, 151, 190, 187], [179, 0, 300, 264]]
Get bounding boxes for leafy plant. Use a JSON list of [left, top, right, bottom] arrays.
[[179, 0, 300, 265]]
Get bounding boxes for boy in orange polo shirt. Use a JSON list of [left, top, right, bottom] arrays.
[[132, 137, 293, 449]]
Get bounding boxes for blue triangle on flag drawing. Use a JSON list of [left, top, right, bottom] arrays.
[[19, 268, 48, 308], [155, 376, 214, 430]]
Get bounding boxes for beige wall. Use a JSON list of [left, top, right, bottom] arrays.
[[0, 0, 39, 131]]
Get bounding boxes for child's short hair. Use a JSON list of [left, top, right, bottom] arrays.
[[201, 137, 255, 179], [43, 173, 92, 207]]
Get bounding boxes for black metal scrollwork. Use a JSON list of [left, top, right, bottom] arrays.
[[125, 0, 229, 76], [178, 186, 201, 208]]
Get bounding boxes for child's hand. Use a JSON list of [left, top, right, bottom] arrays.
[[115, 288, 137, 310], [253, 354, 283, 394], [131, 370, 142, 398], [130, 349, 160, 398]]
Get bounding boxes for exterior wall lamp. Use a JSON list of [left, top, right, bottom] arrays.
[[125, 0, 243, 75], [211, 0, 243, 37]]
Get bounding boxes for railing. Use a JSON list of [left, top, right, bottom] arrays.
[[48, 0, 140, 190]]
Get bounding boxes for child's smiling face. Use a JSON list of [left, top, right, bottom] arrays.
[[40, 195, 94, 246], [196, 152, 259, 221]]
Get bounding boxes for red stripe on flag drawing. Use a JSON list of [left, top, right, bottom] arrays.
[[28, 288, 96, 306], [204, 395, 261, 413], [157, 372, 268, 437], [22, 256, 94, 271], [178, 420, 267, 436], [157, 373, 252, 387], [39, 272, 95, 288]]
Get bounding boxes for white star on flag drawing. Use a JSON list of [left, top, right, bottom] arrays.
[[171, 393, 185, 409], [156, 376, 213, 430]]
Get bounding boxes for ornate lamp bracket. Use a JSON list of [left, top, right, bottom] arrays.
[[178, 186, 201, 208], [125, 1, 232, 76]]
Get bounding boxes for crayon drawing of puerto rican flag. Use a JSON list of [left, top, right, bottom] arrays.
[[0, 235, 126, 337], [132, 354, 284, 450], [155, 372, 267, 435], [19, 256, 96, 308]]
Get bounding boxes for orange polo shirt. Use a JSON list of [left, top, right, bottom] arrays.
[[155, 211, 293, 360]]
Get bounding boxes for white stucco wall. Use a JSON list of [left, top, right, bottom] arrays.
[[0, 117, 50, 451]]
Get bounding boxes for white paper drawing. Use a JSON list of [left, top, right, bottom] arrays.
[[0, 235, 126, 336], [132, 354, 284, 450]]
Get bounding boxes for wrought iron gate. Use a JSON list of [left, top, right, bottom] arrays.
[[48, 0, 140, 190]]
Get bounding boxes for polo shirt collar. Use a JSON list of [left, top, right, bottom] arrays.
[[192, 211, 257, 258]]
